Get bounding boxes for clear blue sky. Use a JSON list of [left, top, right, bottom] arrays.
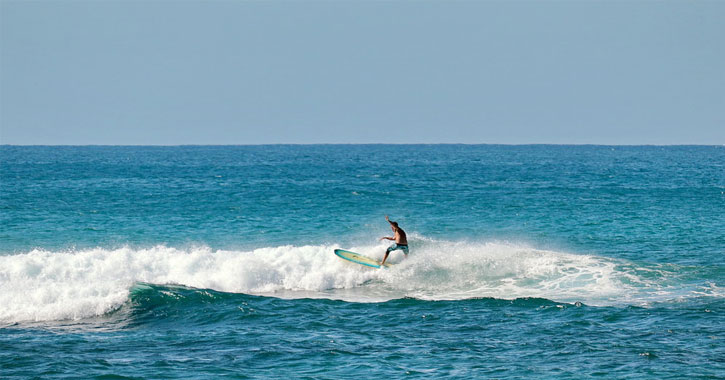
[[1, 0, 723, 145]]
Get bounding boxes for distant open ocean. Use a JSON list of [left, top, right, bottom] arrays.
[[1, 145, 723, 379]]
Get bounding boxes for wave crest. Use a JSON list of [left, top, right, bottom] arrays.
[[0, 240, 702, 323]]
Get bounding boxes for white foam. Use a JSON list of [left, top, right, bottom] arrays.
[[374, 238, 627, 303], [0, 239, 694, 323]]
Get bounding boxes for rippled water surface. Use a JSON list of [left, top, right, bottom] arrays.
[[1, 145, 723, 378]]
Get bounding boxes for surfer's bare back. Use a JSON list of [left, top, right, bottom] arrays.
[[379, 215, 408, 266]]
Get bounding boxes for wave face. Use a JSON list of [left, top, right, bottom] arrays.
[[1, 238, 716, 323]]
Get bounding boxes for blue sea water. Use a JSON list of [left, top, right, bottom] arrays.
[[0, 145, 723, 379]]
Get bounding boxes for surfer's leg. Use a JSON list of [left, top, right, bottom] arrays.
[[381, 250, 391, 265]]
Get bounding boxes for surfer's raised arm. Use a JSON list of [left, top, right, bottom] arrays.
[[385, 215, 395, 226], [380, 215, 398, 240]]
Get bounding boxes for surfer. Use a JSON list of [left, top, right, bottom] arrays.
[[379, 215, 408, 266]]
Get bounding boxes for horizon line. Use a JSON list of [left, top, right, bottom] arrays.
[[1, 143, 722, 147]]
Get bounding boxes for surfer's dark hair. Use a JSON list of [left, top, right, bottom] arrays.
[[391, 221, 399, 228]]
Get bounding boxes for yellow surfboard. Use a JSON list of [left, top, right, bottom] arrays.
[[334, 249, 390, 269]]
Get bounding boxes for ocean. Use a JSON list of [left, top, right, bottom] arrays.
[[1, 145, 723, 379]]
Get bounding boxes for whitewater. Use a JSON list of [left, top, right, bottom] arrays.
[[1, 236, 712, 324]]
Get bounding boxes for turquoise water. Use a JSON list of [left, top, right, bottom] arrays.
[[1, 145, 723, 378]]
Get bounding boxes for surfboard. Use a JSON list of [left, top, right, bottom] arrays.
[[334, 249, 390, 269]]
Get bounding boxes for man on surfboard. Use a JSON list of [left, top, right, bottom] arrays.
[[379, 215, 408, 266]]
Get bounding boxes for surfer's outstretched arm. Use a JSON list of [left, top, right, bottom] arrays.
[[380, 236, 394, 241]]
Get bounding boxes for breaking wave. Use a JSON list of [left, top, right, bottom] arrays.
[[0, 237, 716, 323]]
